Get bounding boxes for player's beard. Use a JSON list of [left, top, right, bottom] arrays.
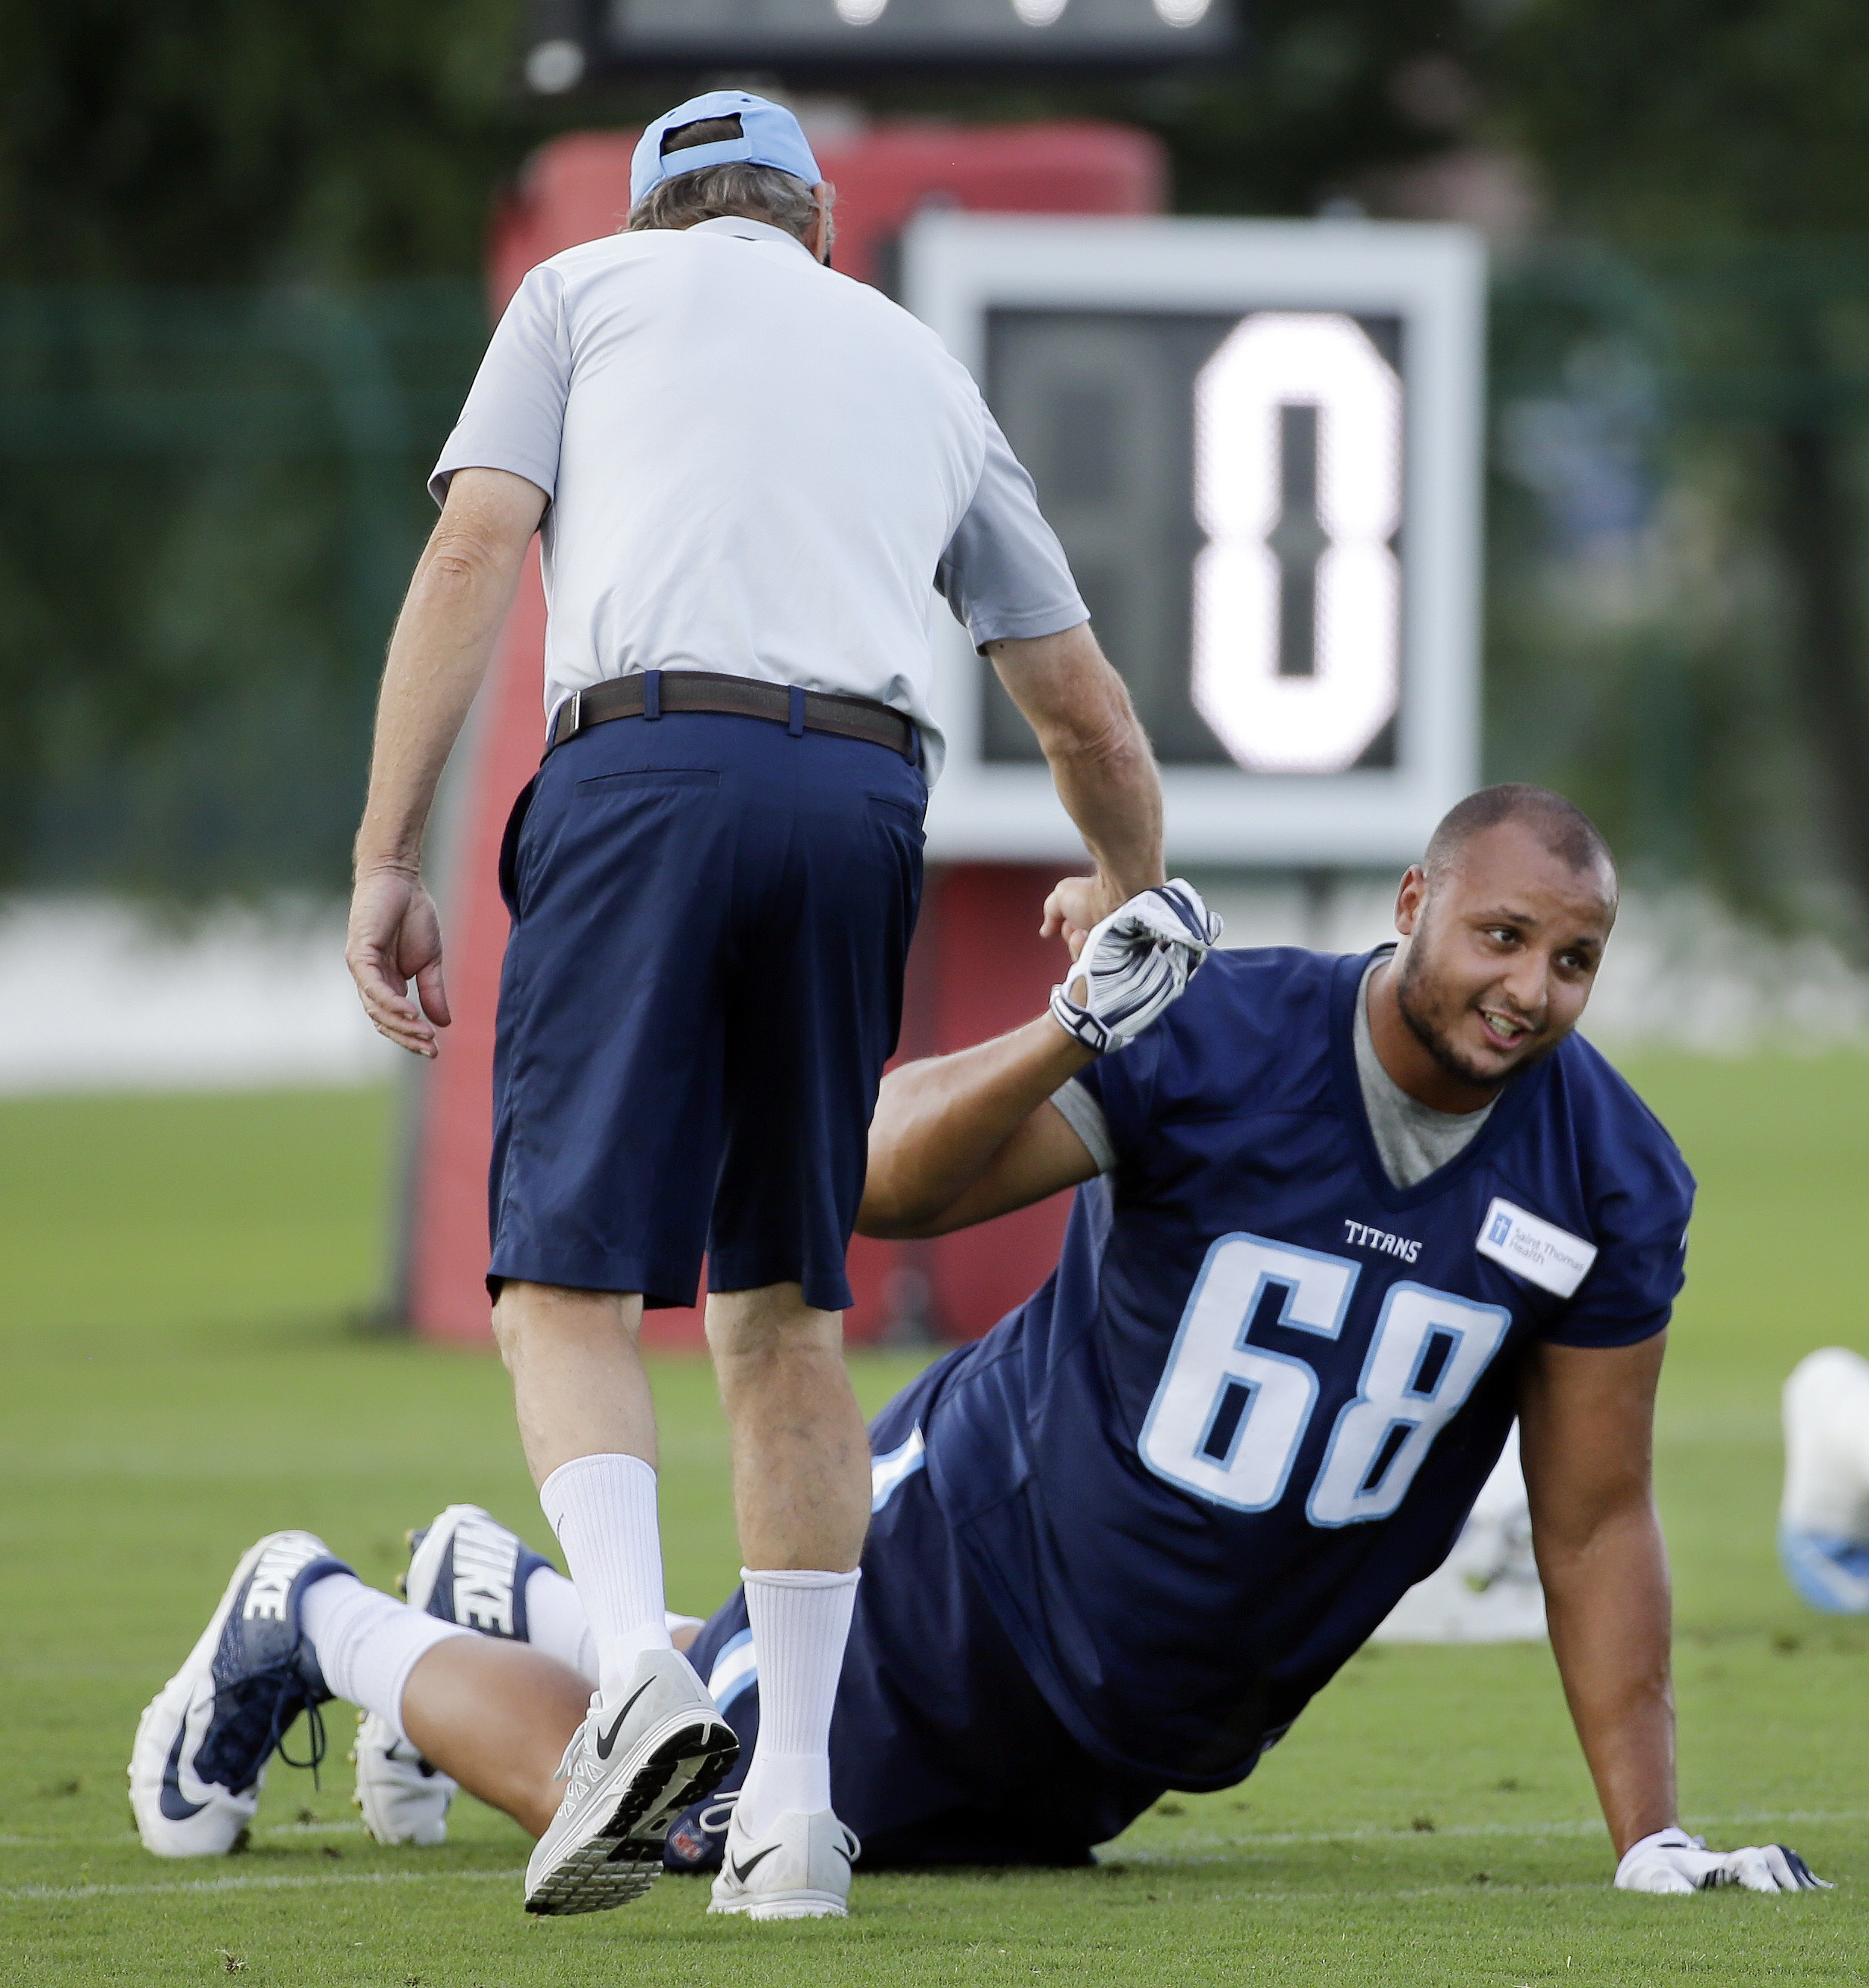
[[1394, 925, 1557, 1095]]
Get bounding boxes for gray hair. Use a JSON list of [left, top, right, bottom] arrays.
[[626, 162, 832, 251]]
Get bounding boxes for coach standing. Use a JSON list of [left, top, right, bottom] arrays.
[[345, 93, 1163, 1921]]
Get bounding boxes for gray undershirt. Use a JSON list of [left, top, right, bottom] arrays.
[[1048, 952, 1498, 1190], [1352, 955, 1496, 1189]]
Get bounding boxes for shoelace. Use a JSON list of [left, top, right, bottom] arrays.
[[247, 1647, 328, 1790]]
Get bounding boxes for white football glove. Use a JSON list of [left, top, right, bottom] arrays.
[[1048, 880, 1222, 1056], [1614, 1827, 1830, 1894]]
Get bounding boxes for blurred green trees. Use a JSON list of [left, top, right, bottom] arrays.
[[1481, 2, 1869, 933]]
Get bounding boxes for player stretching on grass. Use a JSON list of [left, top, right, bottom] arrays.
[[131, 90, 1165, 1921], [131, 786, 1824, 1897]]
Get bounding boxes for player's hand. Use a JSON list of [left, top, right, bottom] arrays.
[[1048, 880, 1222, 1056], [1613, 1827, 1830, 1894], [346, 865, 451, 1058]]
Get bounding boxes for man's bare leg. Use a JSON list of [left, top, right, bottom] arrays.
[[485, 1285, 736, 1913], [706, 1283, 869, 1572], [402, 1637, 589, 1838], [491, 1280, 672, 1700], [492, 1281, 656, 1483], [706, 1283, 868, 1844]]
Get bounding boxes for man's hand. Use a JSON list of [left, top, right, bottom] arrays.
[[1048, 880, 1222, 1056], [1614, 1828, 1829, 1894], [347, 867, 451, 1058], [1040, 873, 1113, 957]]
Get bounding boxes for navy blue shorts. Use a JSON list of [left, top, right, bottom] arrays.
[[665, 1356, 1164, 1872], [488, 707, 926, 1312]]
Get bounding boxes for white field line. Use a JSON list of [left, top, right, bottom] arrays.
[[2, 1866, 524, 1903]]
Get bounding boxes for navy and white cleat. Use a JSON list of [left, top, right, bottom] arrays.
[[129, 1530, 349, 1858], [399, 1503, 554, 1639], [523, 1648, 738, 1916]]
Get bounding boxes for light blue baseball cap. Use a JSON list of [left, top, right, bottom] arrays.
[[630, 91, 823, 208]]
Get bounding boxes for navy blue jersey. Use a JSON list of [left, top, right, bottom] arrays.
[[907, 946, 1694, 1791]]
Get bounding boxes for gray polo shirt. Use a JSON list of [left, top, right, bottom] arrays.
[[431, 216, 1086, 780]]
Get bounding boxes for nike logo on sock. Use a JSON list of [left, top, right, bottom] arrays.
[[730, 1843, 777, 1884], [594, 1678, 654, 1760]]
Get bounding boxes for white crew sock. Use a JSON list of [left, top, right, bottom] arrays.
[[735, 1567, 860, 1838], [523, 1565, 599, 1683], [538, 1452, 672, 1700], [300, 1573, 470, 1745]]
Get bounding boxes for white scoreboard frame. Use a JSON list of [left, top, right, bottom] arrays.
[[904, 213, 1487, 867]]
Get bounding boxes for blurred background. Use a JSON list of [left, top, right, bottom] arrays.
[[8, 0, 1869, 1312]]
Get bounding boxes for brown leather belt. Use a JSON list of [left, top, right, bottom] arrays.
[[545, 669, 918, 763]]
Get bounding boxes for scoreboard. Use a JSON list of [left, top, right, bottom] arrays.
[[523, 0, 1237, 89], [907, 215, 1486, 866]]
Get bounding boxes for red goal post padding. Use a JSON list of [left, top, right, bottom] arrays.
[[398, 118, 1165, 1347]]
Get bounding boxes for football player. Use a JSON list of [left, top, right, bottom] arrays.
[[1781, 1345, 1869, 1611], [132, 784, 1822, 1901]]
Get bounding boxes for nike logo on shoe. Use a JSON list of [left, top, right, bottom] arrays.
[[158, 1726, 208, 1822], [240, 1532, 328, 1624], [729, 1843, 777, 1884], [593, 1678, 654, 1760], [449, 1517, 522, 1635]]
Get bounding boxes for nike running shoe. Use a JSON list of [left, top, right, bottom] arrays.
[[523, 1647, 738, 1916], [400, 1503, 555, 1638], [708, 1796, 860, 1920], [350, 1708, 457, 1847], [129, 1530, 349, 1857]]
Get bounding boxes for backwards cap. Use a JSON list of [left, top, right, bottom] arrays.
[[630, 91, 823, 208]]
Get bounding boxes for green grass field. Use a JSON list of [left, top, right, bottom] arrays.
[[3, 1057, 1867, 1984]]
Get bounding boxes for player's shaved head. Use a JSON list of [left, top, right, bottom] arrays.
[[1423, 784, 1616, 899], [1371, 784, 1619, 1110]]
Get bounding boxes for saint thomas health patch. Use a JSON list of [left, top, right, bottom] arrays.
[[1476, 1197, 1597, 1298]]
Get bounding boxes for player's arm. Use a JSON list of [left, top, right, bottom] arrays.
[[862, 877, 1219, 1238], [348, 467, 547, 1057], [1521, 1334, 1826, 1894], [1517, 1334, 1675, 1862], [986, 624, 1164, 933], [858, 1015, 1101, 1239]]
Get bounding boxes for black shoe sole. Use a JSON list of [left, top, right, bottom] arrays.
[[524, 1721, 740, 1918]]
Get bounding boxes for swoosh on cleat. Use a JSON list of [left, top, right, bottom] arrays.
[[158, 1727, 209, 1822], [593, 1678, 654, 1760]]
